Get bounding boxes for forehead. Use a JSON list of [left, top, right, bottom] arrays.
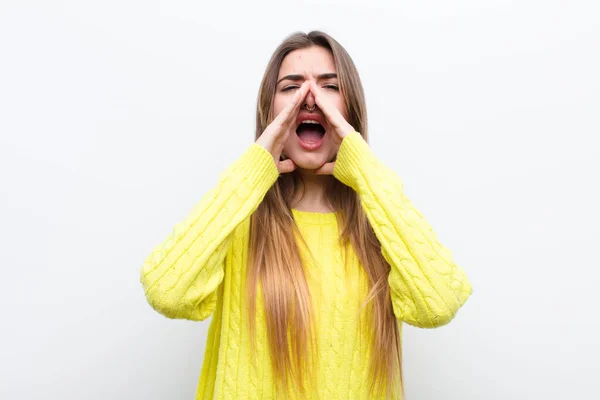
[[278, 46, 336, 77]]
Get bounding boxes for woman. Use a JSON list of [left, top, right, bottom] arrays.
[[140, 31, 472, 400]]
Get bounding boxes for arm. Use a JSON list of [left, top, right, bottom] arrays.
[[333, 132, 473, 328], [140, 143, 279, 321]]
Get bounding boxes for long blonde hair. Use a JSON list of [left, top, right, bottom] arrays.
[[246, 31, 403, 399]]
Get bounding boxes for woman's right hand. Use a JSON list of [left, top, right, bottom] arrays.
[[255, 81, 309, 174]]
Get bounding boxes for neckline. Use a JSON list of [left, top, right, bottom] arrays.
[[291, 208, 339, 225]]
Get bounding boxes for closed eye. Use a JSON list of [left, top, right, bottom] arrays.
[[282, 84, 339, 92]]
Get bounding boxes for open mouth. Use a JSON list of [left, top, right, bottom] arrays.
[[296, 120, 326, 142]]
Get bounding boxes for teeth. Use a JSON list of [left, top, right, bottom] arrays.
[[301, 120, 320, 124]]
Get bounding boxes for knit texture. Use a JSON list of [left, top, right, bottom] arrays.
[[140, 132, 473, 399]]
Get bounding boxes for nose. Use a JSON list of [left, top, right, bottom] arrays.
[[303, 84, 316, 109]]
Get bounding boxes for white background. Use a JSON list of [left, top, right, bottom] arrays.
[[1, 1, 598, 399]]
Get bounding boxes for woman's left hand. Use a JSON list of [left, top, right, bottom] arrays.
[[308, 81, 355, 175]]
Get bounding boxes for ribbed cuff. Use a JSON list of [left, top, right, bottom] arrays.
[[231, 143, 280, 195], [333, 131, 377, 190]]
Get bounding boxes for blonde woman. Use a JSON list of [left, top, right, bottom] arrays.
[[140, 31, 473, 400]]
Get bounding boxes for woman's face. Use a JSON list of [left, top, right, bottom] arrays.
[[272, 46, 348, 171]]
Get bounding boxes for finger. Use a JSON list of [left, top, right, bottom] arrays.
[[280, 82, 310, 137], [278, 159, 296, 174], [271, 82, 308, 127], [285, 81, 310, 124], [283, 81, 309, 118], [310, 81, 355, 142], [309, 81, 340, 127], [314, 161, 335, 175]]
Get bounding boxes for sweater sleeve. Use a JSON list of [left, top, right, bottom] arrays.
[[333, 131, 473, 328], [140, 143, 279, 321]]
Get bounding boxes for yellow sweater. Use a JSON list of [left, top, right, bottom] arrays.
[[140, 131, 473, 399]]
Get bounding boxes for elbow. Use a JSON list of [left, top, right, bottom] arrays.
[[140, 273, 185, 319], [395, 286, 473, 329], [143, 288, 182, 319], [421, 286, 473, 328], [139, 263, 224, 321], [426, 287, 472, 328], [420, 309, 458, 328], [403, 308, 459, 329], [142, 284, 218, 321]]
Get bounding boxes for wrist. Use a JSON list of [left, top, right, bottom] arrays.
[[336, 124, 354, 144], [255, 137, 273, 154]]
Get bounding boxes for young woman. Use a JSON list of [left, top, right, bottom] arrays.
[[140, 31, 473, 400]]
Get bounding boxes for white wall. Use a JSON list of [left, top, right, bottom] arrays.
[[1, 1, 598, 399]]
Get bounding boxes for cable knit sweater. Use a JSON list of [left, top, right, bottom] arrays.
[[140, 131, 473, 399]]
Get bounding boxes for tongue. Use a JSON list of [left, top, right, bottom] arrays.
[[297, 128, 323, 143]]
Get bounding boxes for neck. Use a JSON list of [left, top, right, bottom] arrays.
[[291, 169, 333, 213]]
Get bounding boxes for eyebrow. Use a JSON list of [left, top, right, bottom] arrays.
[[276, 73, 338, 85]]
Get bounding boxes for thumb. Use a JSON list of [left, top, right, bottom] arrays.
[[314, 161, 335, 175], [278, 159, 296, 174]]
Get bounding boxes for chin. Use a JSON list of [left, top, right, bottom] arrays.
[[289, 151, 330, 170]]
